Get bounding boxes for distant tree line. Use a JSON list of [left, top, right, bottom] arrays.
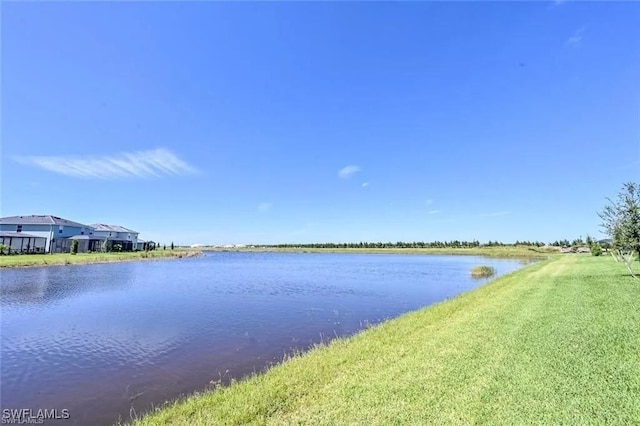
[[259, 240, 585, 249], [549, 238, 587, 247]]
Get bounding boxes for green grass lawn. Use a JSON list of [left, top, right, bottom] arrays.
[[0, 250, 201, 268], [132, 255, 640, 425]]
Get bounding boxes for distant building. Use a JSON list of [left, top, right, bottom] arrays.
[[90, 224, 140, 251], [0, 215, 147, 254], [0, 215, 94, 253]]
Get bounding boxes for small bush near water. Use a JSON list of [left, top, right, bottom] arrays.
[[470, 265, 496, 278]]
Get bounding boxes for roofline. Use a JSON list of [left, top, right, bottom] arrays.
[[90, 224, 139, 233], [0, 215, 92, 228], [0, 232, 46, 238]]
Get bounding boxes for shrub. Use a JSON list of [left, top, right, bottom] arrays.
[[591, 244, 603, 256], [71, 239, 79, 255], [470, 265, 496, 278]]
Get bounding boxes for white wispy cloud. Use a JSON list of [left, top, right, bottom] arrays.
[[338, 165, 361, 179], [565, 27, 586, 47], [362, 182, 369, 188], [14, 148, 198, 179], [428, 210, 440, 215], [258, 202, 272, 213], [480, 211, 511, 218]]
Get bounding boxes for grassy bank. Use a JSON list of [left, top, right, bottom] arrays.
[[133, 255, 640, 425], [209, 245, 558, 259], [0, 250, 202, 268]]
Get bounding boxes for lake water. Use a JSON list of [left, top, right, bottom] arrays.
[[1, 252, 524, 425]]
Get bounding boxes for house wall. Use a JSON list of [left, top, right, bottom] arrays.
[[93, 230, 139, 250], [129, 233, 138, 247], [0, 224, 93, 253], [0, 224, 55, 252], [0, 226, 50, 246]]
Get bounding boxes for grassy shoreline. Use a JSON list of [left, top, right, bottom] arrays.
[[0, 245, 555, 268], [0, 250, 203, 268], [207, 245, 560, 259], [132, 255, 640, 425]]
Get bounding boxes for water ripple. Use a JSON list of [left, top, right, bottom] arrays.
[[1, 252, 523, 425]]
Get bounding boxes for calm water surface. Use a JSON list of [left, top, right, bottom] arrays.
[[1, 252, 524, 425]]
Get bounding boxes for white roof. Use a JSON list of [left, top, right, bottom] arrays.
[[91, 224, 138, 233]]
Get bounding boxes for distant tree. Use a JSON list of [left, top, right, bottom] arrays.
[[600, 240, 612, 250], [163, 245, 166, 250], [71, 239, 79, 255], [599, 182, 640, 277], [171, 241, 175, 250]]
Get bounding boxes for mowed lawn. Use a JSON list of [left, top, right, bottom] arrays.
[[133, 255, 640, 425]]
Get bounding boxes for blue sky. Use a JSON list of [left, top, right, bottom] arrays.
[[2, 2, 639, 245]]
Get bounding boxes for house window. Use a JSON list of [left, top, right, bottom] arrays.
[[59, 229, 63, 233], [16, 225, 22, 233]]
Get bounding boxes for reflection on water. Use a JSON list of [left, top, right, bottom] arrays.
[[2, 264, 134, 306], [1, 252, 524, 425]]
